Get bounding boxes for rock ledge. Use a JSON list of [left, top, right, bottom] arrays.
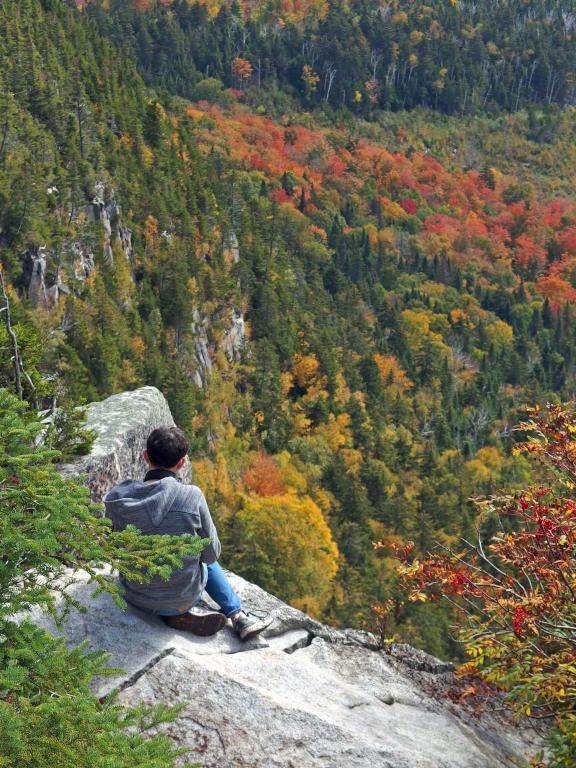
[[44, 387, 540, 767]]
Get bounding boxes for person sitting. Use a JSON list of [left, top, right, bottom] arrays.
[[103, 425, 271, 640]]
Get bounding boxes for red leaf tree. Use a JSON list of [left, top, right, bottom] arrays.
[[378, 404, 576, 761]]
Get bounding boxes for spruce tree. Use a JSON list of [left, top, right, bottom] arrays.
[[0, 388, 204, 767]]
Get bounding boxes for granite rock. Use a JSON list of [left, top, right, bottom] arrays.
[[30, 569, 540, 768], [58, 386, 191, 502], [42, 386, 541, 767], [23, 180, 133, 309]]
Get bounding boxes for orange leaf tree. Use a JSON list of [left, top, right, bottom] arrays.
[[231, 57, 253, 86], [242, 451, 286, 497]]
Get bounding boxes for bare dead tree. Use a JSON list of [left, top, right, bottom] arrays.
[[254, 58, 262, 88], [370, 49, 383, 82], [323, 62, 337, 103], [75, 93, 86, 159], [562, 11, 576, 34], [468, 406, 490, 452], [0, 110, 9, 168], [302, 40, 319, 68]]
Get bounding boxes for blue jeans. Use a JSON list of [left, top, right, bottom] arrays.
[[204, 561, 242, 617], [149, 561, 242, 617]]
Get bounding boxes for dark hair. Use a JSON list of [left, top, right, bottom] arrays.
[[146, 426, 189, 468]]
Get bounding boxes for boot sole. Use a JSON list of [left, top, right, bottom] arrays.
[[162, 611, 227, 636]]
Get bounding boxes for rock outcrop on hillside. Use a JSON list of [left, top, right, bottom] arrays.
[[190, 231, 246, 389], [58, 386, 191, 501], [23, 180, 133, 310], [47, 387, 540, 768]]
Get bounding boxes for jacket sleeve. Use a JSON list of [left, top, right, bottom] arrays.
[[197, 491, 221, 564]]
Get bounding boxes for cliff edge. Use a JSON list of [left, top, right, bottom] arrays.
[[39, 387, 540, 768]]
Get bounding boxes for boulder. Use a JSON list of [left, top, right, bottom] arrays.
[[58, 386, 191, 501]]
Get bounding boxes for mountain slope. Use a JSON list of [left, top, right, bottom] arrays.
[[42, 385, 541, 768], [88, 0, 576, 112], [2, 0, 576, 655]]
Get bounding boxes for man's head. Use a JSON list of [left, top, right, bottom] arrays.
[[144, 426, 189, 471]]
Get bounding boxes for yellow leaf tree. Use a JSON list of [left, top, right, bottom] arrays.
[[234, 493, 339, 613], [374, 353, 413, 395]]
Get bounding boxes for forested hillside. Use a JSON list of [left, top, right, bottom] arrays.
[[2, 0, 576, 657], [90, 0, 576, 112]]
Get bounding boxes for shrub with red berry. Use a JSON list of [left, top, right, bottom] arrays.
[[375, 404, 576, 765]]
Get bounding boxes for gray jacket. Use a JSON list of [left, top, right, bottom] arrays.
[[103, 478, 220, 612]]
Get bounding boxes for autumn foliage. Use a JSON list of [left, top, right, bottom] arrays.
[[236, 492, 339, 613], [242, 451, 286, 496], [186, 101, 576, 312], [373, 353, 413, 395], [380, 403, 576, 761], [13, 0, 576, 697], [231, 57, 253, 84]]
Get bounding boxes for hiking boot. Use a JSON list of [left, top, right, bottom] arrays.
[[162, 610, 227, 636], [231, 610, 273, 641]]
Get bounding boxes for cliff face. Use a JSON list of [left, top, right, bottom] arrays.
[[23, 180, 133, 311], [27, 178, 246, 390], [46, 387, 540, 768]]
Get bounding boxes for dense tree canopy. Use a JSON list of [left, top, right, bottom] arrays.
[[89, 0, 576, 113]]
